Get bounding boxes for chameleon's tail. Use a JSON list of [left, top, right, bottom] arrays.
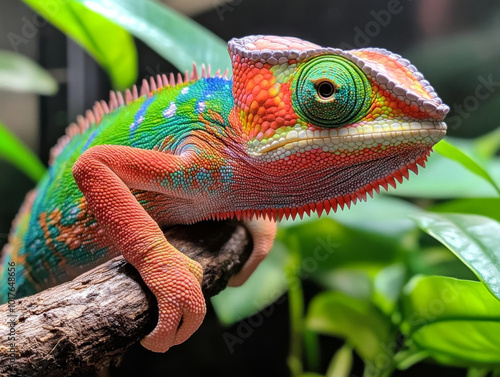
[[0, 189, 38, 304]]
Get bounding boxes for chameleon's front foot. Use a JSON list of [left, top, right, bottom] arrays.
[[137, 252, 206, 353]]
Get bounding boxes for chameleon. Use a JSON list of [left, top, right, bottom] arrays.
[[0, 35, 448, 353]]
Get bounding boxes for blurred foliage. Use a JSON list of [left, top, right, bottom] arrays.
[[0, 50, 57, 95], [23, 0, 137, 90], [1, 1, 500, 376], [0, 120, 45, 182]]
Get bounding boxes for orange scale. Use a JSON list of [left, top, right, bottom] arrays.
[[261, 121, 271, 132], [264, 98, 275, 108], [264, 128, 275, 138], [260, 79, 270, 90], [256, 90, 268, 103], [251, 85, 262, 98]]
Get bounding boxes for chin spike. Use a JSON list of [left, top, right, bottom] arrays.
[[365, 185, 374, 198], [356, 189, 367, 202], [278, 208, 285, 221], [297, 206, 304, 220], [386, 175, 397, 189], [408, 162, 419, 175], [284, 207, 291, 220], [393, 171, 404, 184], [323, 200, 331, 215], [400, 166, 410, 180], [330, 198, 339, 212], [316, 202, 324, 217]]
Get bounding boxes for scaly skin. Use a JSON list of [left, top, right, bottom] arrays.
[[0, 35, 448, 352]]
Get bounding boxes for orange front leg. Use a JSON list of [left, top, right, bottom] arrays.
[[73, 144, 216, 352]]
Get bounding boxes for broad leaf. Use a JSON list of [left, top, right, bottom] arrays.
[[0, 51, 57, 95], [414, 212, 500, 301], [434, 139, 500, 195], [373, 264, 406, 315], [0, 121, 45, 182], [402, 276, 500, 367], [326, 344, 353, 377], [72, 0, 231, 73], [430, 198, 500, 223], [306, 291, 394, 373], [24, 0, 137, 90]]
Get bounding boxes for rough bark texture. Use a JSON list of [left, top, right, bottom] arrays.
[[0, 220, 252, 377]]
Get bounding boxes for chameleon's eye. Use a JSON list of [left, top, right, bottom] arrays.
[[292, 55, 372, 128], [316, 80, 336, 100]]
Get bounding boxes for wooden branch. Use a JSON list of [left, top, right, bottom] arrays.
[[0, 220, 252, 377]]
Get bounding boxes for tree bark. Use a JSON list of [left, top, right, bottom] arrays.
[[0, 220, 252, 377]]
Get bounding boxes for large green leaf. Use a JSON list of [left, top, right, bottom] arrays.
[[430, 198, 500, 223], [0, 51, 57, 95], [24, 0, 137, 90], [0, 121, 45, 182], [306, 291, 394, 374], [434, 139, 500, 195], [414, 212, 500, 301], [72, 0, 231, 73], [401, 276, 500, 367]]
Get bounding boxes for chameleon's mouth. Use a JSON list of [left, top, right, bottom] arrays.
[[248, 121, 447, 158]]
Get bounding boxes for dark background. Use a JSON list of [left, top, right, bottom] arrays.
[[1, 0, 499, 375]]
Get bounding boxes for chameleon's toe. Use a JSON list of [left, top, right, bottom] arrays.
[[139, 257, 206, 353]]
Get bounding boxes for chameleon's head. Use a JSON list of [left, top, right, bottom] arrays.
[[227, 35, 448, 215]]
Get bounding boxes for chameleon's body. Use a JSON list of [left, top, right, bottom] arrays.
[[0, 36, 448, 352]]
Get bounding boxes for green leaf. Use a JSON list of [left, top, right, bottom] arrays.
[[434, 139, 500, 195], [401, 276, 500, 367], [211, 241, 289, 325], [72, 0, 231, 73], [23, 0, 137, 90], [430, 198, 500, 223], [277, 216, 406, 282], [326, 344, 353, 377], [414, 212, 500, 301], [0, 121, 46, 181], [474, 127, 500, 159], [373, 264, 406, 315], [306, 291, 394, 371], [389, 138, 500, 198], [0, 51, 57, 95]]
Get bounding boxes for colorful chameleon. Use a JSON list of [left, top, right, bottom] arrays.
[[0, 35, 448, 352]]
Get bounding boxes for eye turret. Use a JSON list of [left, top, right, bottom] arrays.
[[292, 55, 372, 128]]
